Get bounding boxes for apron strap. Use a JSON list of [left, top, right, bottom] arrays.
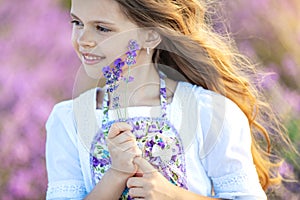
[[73, 88, 99, 153]]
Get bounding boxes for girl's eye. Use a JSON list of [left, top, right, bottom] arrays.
[[70, 20, 83, 27], [96, 25, 111, 33]]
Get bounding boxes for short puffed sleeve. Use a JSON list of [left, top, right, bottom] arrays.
[[197, 89, 267, 200], [45, 101, 88, 200]]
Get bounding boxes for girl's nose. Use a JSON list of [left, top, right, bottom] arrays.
[[78, 29, 97, 49]]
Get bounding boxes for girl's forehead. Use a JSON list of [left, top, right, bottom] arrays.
[[70, 0, 126, 24]]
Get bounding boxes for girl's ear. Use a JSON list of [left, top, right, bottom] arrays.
[[143, 30, 161, 49]]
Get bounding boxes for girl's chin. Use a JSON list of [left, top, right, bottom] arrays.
[[83, 64, 104, 80]]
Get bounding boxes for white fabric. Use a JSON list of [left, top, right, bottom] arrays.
[[45, 81, 267, 199]]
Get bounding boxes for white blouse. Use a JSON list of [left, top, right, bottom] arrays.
[[45, 81, 267, 199]]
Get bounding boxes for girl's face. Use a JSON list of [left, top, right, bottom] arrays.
[[70, 0, 144, 79]]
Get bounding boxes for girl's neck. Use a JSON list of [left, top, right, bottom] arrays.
[[96, 51, 178, 109], [109, 63, 161, 109], [96, 65, 178, 110]]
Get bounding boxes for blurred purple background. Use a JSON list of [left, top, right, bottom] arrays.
[[0, 0, 299, 199], [0, 1, 79, 199]]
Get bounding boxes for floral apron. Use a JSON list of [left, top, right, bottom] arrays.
[[90, 74, 188, 199]]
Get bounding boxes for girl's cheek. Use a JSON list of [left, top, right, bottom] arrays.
[[71, 29, 80, 57]]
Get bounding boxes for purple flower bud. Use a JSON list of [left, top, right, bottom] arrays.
[[114, 58, 122, 66], [128, 76, 134, 82], [128, 40, 140, 51]]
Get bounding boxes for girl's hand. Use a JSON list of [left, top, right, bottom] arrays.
[[107, 122, 142, 176], [127, 157, 178, 200]]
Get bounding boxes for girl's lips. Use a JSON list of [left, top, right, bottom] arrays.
[[82, 53, 104, 65]]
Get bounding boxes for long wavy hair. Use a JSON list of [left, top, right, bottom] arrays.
[[115, 0, 293, 191]]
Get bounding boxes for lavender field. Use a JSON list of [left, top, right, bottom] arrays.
[[0, 0, 299, 199]]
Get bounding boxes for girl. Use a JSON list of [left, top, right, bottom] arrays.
[[46, 0, 287, 199]]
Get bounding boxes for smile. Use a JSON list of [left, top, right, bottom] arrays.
[[82, 53, 104, 65]]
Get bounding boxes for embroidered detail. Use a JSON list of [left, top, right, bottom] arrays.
[[47, 181, 87, 199], [212, 169, 257, 192], [211, 169, 267, 199]]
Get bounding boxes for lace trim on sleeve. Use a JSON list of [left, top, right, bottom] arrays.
[[211, 168, 267, 199], [212, 169, 248, 191], [46, 180, 87, 200]]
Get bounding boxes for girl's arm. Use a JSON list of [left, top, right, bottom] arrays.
[[84, 169, 128, 200], [127, 157, 220, 200], [173, 187, 219, 200], [46, 102, 88, 200]]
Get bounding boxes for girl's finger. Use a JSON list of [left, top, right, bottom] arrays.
[[127, 177, 144, 188], [108, 122, 132, 139], [128, 187, 145, 198], [127, 147, 143, 158], [117, 140, 138, 152], [110, 130, 135, 144], [133, 157, 157, 174]]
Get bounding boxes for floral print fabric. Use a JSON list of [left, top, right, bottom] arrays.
[[90, 74, 187, 199]]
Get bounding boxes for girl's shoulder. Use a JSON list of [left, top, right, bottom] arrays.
[[47, 99, 74, 124], [177, 81, 249, 147], [177, 81, 245, 118], [51, 99, 73, 112], [49, 88, 97, 118]]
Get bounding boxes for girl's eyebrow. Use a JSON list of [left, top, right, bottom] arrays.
[[70, 13, 78, 19], [70, 13, 116, 25]]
